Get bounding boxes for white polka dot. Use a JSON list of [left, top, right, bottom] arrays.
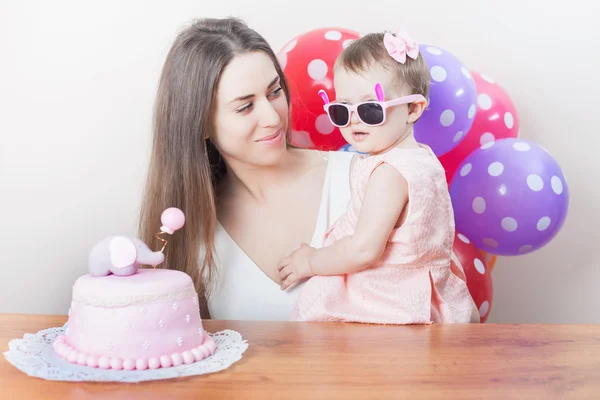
[[290, 130, 314, 148], [480, 74, 495, 83], [501, 217, 518, 232], [480, 132, 495, 146], [307, 59, 328, 80], [513, 142, 530, 151], [481, 141, 495, 150], [483, 238, 499, 248], [477, 94, 493, 110], [551, 176, 563, 195], [342, 39, 355, 48], [277, 52, 287, 70], [458, 233, 470, 244], [519, 245, 533, 253], [526, 174, 544, 192], [315, 114, 334, 134], [468, 104, 476, 119], [440, 110, 455, 127], [430, 66, 447, 82], [479, 301, 490, 317], [281, 39, 298, 53], [453, 131, 464, 143], [472, 197, 486, 214], [461, 66, 472, 80], [324, 30, 342, 40], [426, 47, 443, 55], [537, 216, 551, 231], [460, 163, 472, 177], [473, 258, 486, 274], [498, 184, 507, 196], [488, 162, 504, 177], [504, 112, 514, 129]]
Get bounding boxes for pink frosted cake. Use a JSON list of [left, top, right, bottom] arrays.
[[52, 207, 216, 370], [53, 269, 215, 370]]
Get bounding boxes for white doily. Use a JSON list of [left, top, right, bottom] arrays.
[[3, 324, 248, 382]]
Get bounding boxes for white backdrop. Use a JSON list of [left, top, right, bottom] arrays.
[[1, 0, 598, 323]]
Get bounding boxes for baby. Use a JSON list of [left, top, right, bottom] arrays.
[[277, 28, 477, 324]]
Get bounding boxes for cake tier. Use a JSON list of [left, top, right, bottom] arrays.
[[53, 269, 216, 370]]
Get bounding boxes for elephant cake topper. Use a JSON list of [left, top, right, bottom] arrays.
[[88, 207, 185, 277]]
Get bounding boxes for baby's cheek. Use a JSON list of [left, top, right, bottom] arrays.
[[388, 106, 410, 126], [373, 122, 398, 137], [339, 126, 355, 142]]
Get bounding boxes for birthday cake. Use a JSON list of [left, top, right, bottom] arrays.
[[52, 208, 216, 370]]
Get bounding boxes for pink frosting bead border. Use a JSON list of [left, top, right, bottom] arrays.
[[52, 332, 216, 370]]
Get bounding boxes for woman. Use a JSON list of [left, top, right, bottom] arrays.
[[138, 17, 354, 320]]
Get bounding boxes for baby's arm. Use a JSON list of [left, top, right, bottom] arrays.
[[309, 162, 408, 275]]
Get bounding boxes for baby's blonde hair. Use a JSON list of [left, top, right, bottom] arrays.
[[335, 32, 431, 99]]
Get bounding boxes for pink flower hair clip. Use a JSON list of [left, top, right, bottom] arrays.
[[383, 27, 419, 64]]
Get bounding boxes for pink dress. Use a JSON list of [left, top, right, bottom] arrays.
[[290, 145, 475, 324]]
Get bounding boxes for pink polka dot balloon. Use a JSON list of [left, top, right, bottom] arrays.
[[416, 45, 478, 156], [449, 138, 569, 256]]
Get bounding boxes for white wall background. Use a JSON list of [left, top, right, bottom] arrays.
[[1, 0, 598, 323]]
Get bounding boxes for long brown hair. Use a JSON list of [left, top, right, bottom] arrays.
[[138, 17, 290, 313]]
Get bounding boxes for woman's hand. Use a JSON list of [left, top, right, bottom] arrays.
[[277, 243, 316, 290]]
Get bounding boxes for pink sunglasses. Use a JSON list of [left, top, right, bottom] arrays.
[[318, 82, 426, 127]]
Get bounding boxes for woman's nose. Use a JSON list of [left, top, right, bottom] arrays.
[[259, 99, 281, 127]]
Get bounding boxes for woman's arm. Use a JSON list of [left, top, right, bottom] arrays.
[[309, 162, 408, 275], [278, 162, 408, 289]]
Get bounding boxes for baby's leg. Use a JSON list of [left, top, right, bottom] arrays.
[[290, 275, 345, 321]]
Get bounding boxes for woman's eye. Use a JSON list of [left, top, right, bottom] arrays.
[[270, 87, 283, 97], [235, 88, 282, 113], [236, 103, 253, 113]]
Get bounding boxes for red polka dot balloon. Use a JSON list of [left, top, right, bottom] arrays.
[[277, 28, 360, 150], [439, 71, 519, 184], [453, 232, 494, 323]]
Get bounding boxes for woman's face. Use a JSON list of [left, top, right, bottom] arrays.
[[212, 51, 289, 168]]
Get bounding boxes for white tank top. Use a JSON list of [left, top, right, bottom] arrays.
[[206, 151, 354, 321]]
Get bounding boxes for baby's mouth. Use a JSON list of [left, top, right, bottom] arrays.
[[352, 131, 369, 141]]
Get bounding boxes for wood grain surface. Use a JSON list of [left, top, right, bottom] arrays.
[[1, 313, 599, 399]]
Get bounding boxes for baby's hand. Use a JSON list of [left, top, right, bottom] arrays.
[[277, 243, 316, 290]]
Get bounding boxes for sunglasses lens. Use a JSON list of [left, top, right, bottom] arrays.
[[357, 103, 384, 125], [328, 105, 349, 126]]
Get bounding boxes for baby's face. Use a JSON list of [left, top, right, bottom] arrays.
[[332, 64, 412, 154]]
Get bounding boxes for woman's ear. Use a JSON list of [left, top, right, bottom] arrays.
[[407, 98, 428, 124]]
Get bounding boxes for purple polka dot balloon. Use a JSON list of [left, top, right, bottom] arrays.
[[415, 45, 478, 157], [449, 138, 569, 256]]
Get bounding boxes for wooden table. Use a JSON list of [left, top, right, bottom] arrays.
[[1, 314, 599, 399]]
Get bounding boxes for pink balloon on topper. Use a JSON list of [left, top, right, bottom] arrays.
[[154, 207, 185, 257], [160, 207, 186, 234]]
